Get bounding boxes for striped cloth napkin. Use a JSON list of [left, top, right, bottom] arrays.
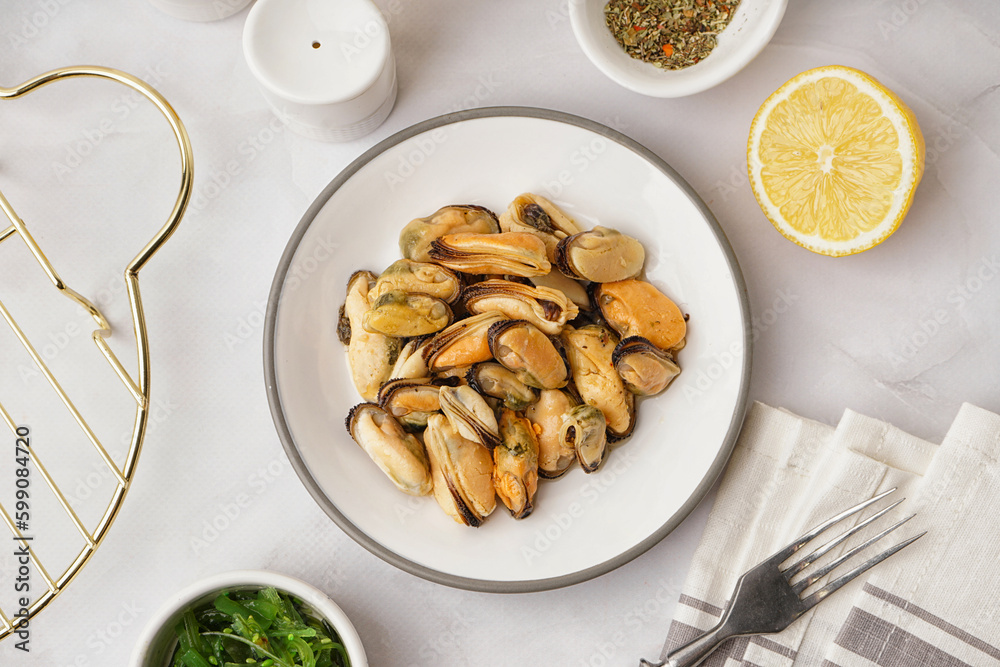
[[658, 401, 1000, 667]]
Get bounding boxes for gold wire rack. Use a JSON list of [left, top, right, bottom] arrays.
[[0, 66, 193, 641]]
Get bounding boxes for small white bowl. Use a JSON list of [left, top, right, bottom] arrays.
[[130, 570, 368, 667], [570, 0, 788, 98]]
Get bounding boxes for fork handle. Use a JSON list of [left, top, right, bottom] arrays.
[[654, 622, 736, 667]]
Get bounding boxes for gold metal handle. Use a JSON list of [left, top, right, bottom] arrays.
[[0, 65, 193, 641]]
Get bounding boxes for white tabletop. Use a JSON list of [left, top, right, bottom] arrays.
[[1, 1, 998, 664]]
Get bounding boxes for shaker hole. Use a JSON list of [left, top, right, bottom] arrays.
[[312, 41, 321, 49]]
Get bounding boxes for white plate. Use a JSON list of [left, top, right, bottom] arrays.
[[264, 107, 751, 592]]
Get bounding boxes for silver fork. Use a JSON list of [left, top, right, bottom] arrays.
[[639, 488, 925, 667]]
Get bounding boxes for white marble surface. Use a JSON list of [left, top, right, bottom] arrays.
[[0, 0, 997, 665]]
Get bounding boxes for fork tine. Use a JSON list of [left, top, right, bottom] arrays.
[[791, 513, 915, 595], [771, 487, 897, 563], [800, 531, 926, 609], [783, 498, 904, 579]]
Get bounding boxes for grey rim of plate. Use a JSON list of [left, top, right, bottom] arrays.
[[263, 106, 753, 593]]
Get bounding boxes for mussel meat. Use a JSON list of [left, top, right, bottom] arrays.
[[559, 404, 607, 473], [439, 384, 501, 450], [498, 193, 582, 261], [399, 205, 499, 262], [561, 324, 636, 441], [371, 259, 462, 304], [341, 271, 400, 401], [346, 403, 432, 496], [462, 279, 579, 336], [612, 336, 680, 396], [493, 408, 539, 519], [423, 311, 508, 372], [428, 232, 551, 277], [554, 226, 644, 283], [487, 319, 569, 390], [525, 388, 578, 478], [424, 413, 496, 527], [466, 362, 538, 411], [593, 279, 686, 351]]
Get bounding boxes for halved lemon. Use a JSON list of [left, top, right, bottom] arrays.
[[748, 66, 924, 256]]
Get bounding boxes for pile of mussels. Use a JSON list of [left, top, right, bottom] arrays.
[[339, 193, 687, 527]]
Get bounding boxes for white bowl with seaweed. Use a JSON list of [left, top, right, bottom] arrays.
[[131, 570, 366, 667]]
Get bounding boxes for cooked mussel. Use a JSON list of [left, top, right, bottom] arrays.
[[428, 232, 551, 277], [439, 385, 501, 450], [499, 193, 582, 261], [378, 377, 448, 430], [388, 336, 432, 380], [341, 271, 400, 401], [399, 205, 500, 262], [371, 259, 462, 304], [462, 279, 579, 335], [561, 324, 636, 441], [593, 279, 686, 351], [467, 362, 538, 411], [424, 413, 496, 527], [525, 388, 577, 478], [554, 226, 644, 283], [529, 270, 591, 311], [423, 311, 508, 372], [487, 319, 569, 390], [346, 403, 432, 496], [363, 289, 453, 338], [612, 336, 680, 396], [559, 404, 607, 473], [493, 408, 539, 519]]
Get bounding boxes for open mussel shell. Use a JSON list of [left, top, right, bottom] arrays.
[[424, 413, 496, 527], [428, 232, 551, 277], [439, 384, 501, 450], [462, 278, 579, 336], [346, 403, 432, 496], [559, 404, 607, 473], [466, 362, 538, 411], [487, 319, 570, 390], [561, 324, 636, 442], [494, 408, 540, 519], [423, 311, 508, 372], [363, 289, 453, 337], [554, 226, 644, 283], [612, 336, 680, 396], [371, 259, 463, 304], [399, 204, 499, 262], [525, 388, 578, 478], [593, 279, 686, 351], [342, 271, 401, 401], [499, 193, 582, 261]]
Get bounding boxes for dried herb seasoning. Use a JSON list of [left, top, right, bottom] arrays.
[[604, 0, 742, 69]]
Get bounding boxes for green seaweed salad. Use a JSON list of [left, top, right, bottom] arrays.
[[170, 587, 351, 667]]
